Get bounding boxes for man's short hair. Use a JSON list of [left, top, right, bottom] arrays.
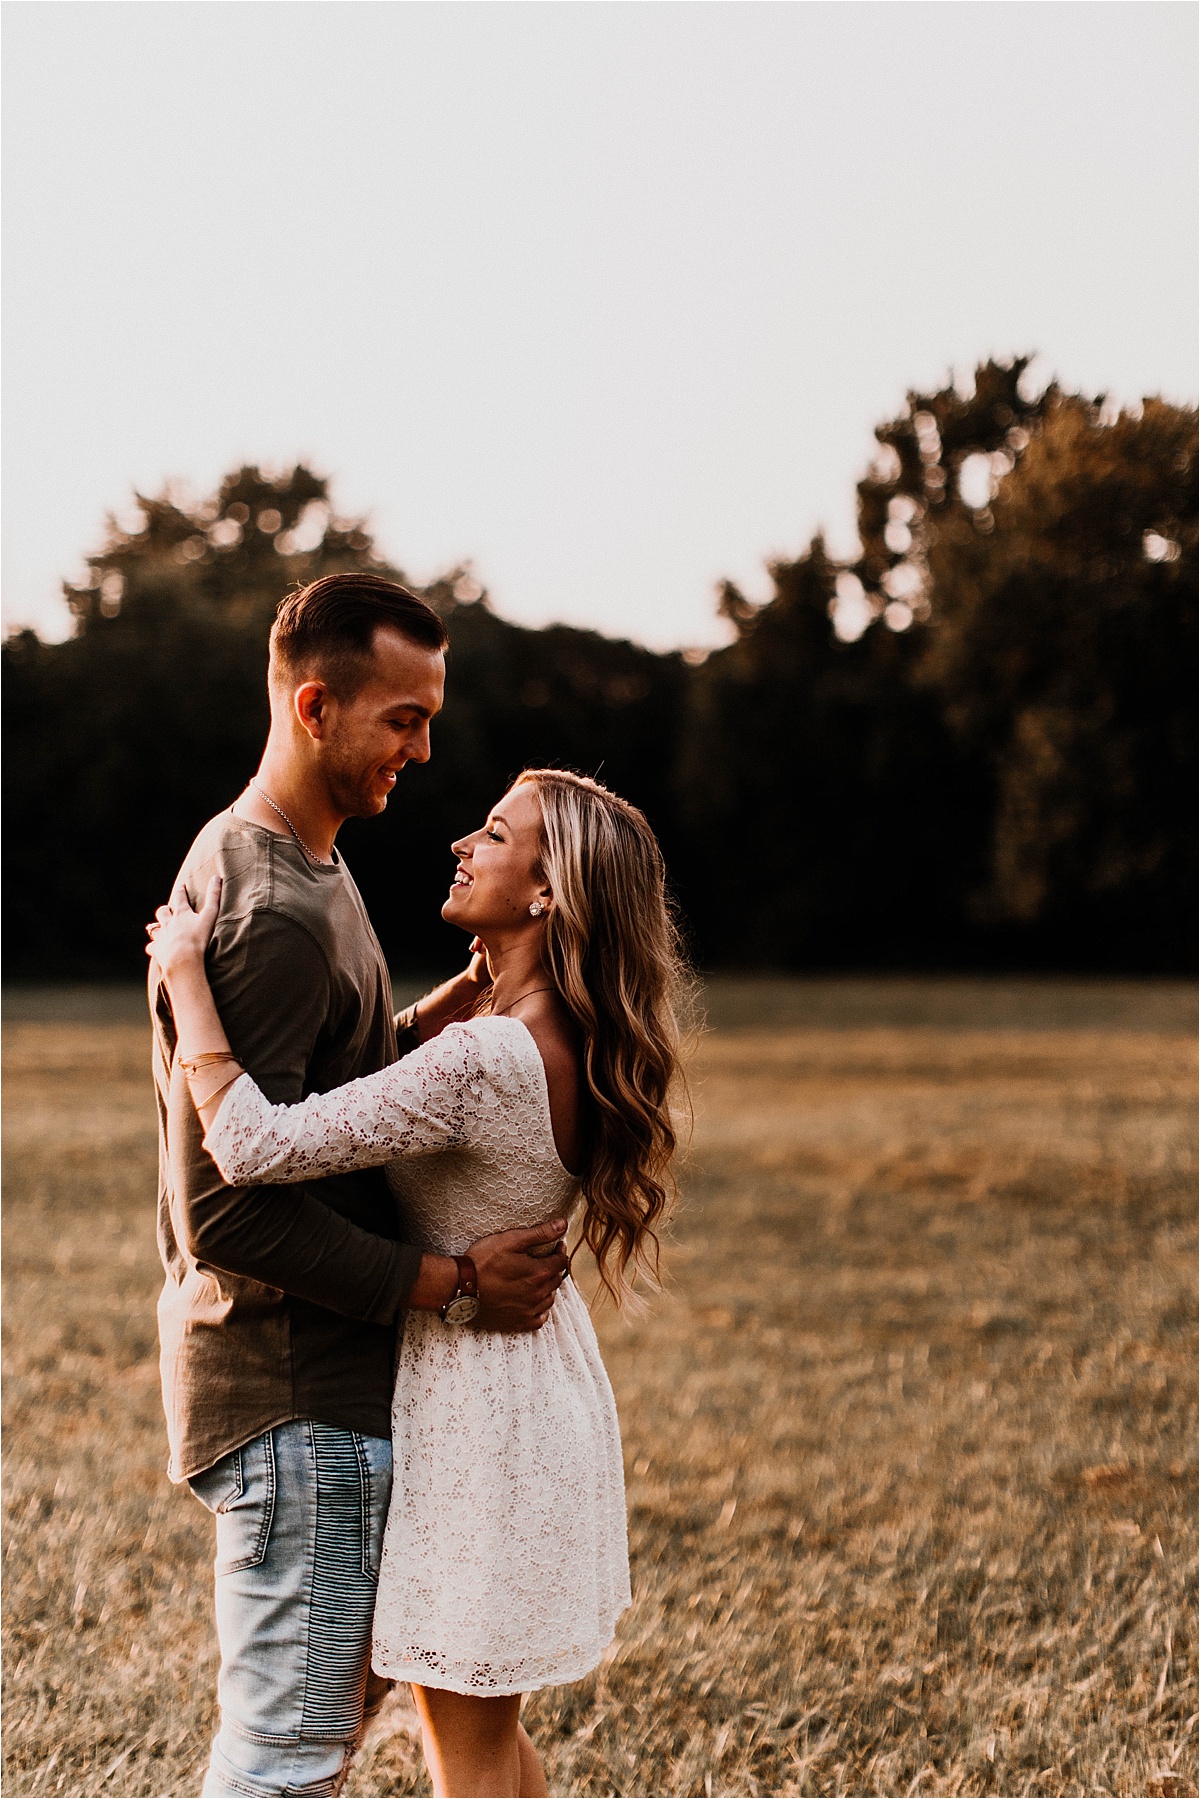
[[270, 573, 449, 695]]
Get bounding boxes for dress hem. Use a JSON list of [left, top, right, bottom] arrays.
[[371, 1615, 628, 1697]]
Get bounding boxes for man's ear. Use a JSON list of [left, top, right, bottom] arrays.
[[293, 681, 331, 741]]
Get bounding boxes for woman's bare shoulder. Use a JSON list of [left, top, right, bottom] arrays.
[[503, 1005, 577, 1074], [502, 1005, 584, 1172]]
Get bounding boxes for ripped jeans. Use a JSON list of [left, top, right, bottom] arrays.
[[188, 1421, 393, 1798]]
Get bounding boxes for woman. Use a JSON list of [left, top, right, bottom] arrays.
[[148, 768, 689, 1799]]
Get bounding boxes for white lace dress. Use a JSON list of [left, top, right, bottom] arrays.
[[204, 1015, 631, 1696]]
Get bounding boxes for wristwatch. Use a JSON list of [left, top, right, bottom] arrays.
[[440, 1255, 480, 1325]]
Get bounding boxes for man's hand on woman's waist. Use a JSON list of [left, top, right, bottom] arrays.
[[407, 1217, 569, 1331]]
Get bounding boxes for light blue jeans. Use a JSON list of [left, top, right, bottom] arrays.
[[188, 1420, 393, 1798]]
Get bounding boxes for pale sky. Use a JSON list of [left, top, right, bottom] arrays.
[[4, 1, 1196, 649]]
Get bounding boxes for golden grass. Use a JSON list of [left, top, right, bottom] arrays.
[[3, 978, 1196, 1798]]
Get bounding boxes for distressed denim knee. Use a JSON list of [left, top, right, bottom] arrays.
[[190, 1421, 392, 1798], [202, 1731, 353, 1798]]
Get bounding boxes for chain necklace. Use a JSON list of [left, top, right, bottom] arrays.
[[248, 781, 333, 867], [493, 986, 555, 1016]]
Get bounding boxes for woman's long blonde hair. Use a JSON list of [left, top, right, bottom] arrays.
[[516, 769, 691, 1304]]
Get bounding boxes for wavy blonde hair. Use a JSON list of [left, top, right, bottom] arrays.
[[512, 769, 692, 1303]]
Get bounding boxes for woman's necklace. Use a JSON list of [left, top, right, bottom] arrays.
[[494, 986, 555, 1016], [248, 781, 332, 867]]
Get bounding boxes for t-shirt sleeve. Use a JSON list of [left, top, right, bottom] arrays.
[[204, 1027, 477, 1186], [207, 908, 331, 1104], [393, 1003, 421, 1057]]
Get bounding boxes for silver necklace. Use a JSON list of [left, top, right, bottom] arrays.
[[248, 781, 332, 867]]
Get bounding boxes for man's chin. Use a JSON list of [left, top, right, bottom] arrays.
[[344, 788, 390, 820]]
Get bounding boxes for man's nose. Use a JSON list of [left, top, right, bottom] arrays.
[[407, 722, 432, 765]]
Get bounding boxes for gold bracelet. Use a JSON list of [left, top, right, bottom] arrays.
[[177, 1051, 242, 1078]]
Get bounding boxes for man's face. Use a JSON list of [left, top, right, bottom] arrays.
[[314, 627, 445, 819]]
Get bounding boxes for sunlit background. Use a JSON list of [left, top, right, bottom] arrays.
[[4, 0, 1196, 649]]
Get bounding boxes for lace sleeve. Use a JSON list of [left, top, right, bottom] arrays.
[[203, 1026, 479, 1187]]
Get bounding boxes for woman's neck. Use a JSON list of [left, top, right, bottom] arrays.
[[484, 939, 552, 1016]]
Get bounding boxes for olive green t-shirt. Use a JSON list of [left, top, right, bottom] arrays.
[[151, 811, 422, 1481]]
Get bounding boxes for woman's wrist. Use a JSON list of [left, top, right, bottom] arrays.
[[164, 958, 236, 1065], [182, 1057, 244, 1112], [160, 948, 208, 994]]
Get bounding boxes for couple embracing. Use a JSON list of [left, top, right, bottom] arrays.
[[148, 573, 688, 1798]]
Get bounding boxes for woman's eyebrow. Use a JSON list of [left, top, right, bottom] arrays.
[[489, 813, 508, 830]]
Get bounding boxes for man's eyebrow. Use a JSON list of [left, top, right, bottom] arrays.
[[388, 702, 433, 719]]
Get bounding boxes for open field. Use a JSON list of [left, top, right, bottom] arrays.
[[3, 977, 1197, 1798]]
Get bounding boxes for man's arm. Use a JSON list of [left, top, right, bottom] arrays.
[[168, 907, 565, 1327], [179, 1103, 422, 1322], [169, 907, 424, 1320], [181, 1111, 566, 1328]]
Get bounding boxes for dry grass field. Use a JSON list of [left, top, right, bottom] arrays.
[[3, 977, 1196, 1799]]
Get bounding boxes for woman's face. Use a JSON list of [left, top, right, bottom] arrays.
[[442, 782, 551, 935]]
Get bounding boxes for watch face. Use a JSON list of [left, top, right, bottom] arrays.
[[443, 1294, 480, 1325]]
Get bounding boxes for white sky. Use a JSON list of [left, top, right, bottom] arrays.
[[4, 1, 1196, 650]]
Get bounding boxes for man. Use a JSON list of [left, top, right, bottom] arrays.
[[151, 573, 567, 1799]]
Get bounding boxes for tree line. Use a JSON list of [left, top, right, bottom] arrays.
[[3, 359, 1195, 978]]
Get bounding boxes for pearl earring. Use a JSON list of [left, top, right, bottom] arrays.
[[529, 902, 545, 917]]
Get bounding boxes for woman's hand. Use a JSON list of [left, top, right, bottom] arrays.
[[146, 875, 238, 1118], [466, 937, 493, 990], [146, 875, 222, 982]]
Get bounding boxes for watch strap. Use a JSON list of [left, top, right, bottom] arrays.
[[440, 1254, 479, 1322]]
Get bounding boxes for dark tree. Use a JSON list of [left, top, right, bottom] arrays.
[[5, 365, 1195, 978], [4, 467, 386, 974], [920, 393, 1198, 960], [672, 539, 982, 968], [3, 467, 687, 976], [672, 361, 1197, 971]]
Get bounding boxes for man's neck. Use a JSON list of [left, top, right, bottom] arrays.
[[236, 754, 342, 864]]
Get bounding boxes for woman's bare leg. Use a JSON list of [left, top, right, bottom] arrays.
[[409, 1685, 532, 1797], [517, 1721, 549, 1797]]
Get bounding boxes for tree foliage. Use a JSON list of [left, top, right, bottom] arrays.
[[923, 393, 1197, 946], [4, 364, 1195, 977], [674, 363, 1196, 968], [3, 467, 686, 975], [672, 540, 982, 965]]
